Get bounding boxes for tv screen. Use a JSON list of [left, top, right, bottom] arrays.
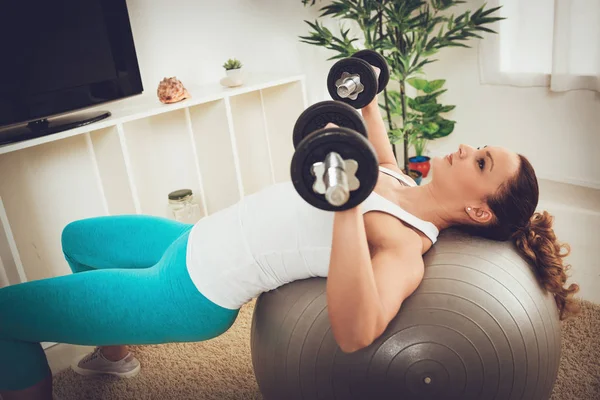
[[0, 0, 143, 144]]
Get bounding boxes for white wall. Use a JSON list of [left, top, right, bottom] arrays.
[[125, 0, 334, 106], [419, 0, 600, 190]]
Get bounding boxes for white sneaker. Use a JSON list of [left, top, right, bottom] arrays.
[[71, 347, 140, 378]]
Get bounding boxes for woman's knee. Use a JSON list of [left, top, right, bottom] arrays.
[[61, 219, 87, 255], [61, 218, 102, 273]]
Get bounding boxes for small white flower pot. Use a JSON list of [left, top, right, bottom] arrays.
[[226, 68, 243, 80], [220, 68, 244, 87]]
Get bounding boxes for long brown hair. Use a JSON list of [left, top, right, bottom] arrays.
[[459, 155, 580, 320]]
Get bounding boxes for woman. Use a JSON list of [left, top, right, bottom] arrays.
[[0, 92, 580, 400]]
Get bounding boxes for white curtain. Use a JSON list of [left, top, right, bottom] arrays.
[[478, 0, 600, 92]]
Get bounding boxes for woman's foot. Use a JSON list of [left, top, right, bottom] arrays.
[[71, 347, 140, 378]]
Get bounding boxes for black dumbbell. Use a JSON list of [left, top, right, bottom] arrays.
[[353, 50, 390, 95], [327, 49, 390, 109], [293, 100, 367, 149], [290, 101, 379, 211]]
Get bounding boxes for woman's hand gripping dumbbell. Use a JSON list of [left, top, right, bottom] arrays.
[[290, 101, 379, 211]]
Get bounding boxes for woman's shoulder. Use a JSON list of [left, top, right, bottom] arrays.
[[379, 163, 418, 186]]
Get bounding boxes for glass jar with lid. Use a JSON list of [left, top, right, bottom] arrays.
[[167, 189, 201, 224]]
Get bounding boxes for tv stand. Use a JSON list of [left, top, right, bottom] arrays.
[[0, 111, 111, 146]]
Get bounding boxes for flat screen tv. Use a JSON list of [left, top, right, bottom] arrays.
[[0, 0, 143, 146]]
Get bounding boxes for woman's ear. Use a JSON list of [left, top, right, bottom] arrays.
[[465, 205, 493, 224]]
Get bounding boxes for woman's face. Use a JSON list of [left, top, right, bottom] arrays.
[[431, 144, 520, 210]]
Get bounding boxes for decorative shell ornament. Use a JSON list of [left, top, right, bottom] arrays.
[[157, 77, 191, 104]]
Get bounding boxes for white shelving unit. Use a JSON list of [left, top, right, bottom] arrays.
[[0, 73, 307, 286]]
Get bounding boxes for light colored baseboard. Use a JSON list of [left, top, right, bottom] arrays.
[[45, 343, 95, 375]]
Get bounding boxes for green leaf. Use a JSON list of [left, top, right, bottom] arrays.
[[421, 47, 438, 57], [477, 26, 498, 34], [407, 97, 417, 110], [407, 78, 428, 91], [414, 89, 447, 104], [478, 17, 505, 24], [436, 118, 456, 136], [399, 56, 410, 72], [471, 4, 484, 19], [321, 3, 351, 16], [408, 59, 436, 75], [415, 113, 441, 122], [416, 122, 440, 134], [385, 90, 404, 115], [388, 128, 405, 144], [424, 79, 445, 93], [411, 102, 444, 114], [454, 13, 467, 24], [446, 42, 471, 48], [480, 5, 503, 18], [463, 31, 484, 40], [412, 95, 433, 105]]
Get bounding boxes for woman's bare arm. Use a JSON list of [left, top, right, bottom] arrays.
[[361, 93, 397, 166], [327, 207, 424, 353]]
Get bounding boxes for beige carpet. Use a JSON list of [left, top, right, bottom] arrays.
[[53, 299, 600, 400]]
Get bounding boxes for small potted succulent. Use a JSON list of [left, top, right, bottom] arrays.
[[222, 58, 244, 87]]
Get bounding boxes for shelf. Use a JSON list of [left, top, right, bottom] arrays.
[[0, 73, 305, 156]]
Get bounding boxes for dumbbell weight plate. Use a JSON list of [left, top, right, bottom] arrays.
[[292, 101, 368, 149], [327, 57, 378, 109], [291, 127, 379, 211], [352, 50, 390, 94]]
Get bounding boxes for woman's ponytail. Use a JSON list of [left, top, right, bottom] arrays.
[[512, 211, 580, 320]]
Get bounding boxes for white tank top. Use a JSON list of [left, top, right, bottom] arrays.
[[185, 166, 439, 310]]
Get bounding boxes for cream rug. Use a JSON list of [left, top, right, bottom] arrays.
[[53, 299, 600, 400]]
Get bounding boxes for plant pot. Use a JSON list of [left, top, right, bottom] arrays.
[[226, 68, 243, 80], [220, 68, 244, 88], [409, 155, 431, 178], [409, 169, 423, 186]]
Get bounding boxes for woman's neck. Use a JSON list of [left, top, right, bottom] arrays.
[[394, 182, 460, 231]]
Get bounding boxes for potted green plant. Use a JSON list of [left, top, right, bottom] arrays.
[[300, 0, 502, 178], [384, 78, 455, 181], [222, 58, 244, 87], [405, 78, 455, 178]]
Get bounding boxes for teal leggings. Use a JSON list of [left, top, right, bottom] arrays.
[[0, 215, 239, 391]]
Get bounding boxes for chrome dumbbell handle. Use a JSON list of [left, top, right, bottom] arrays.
[[311, 152, 360, 207], [323, 152, 349, 206], [335, 73, 364, 100]]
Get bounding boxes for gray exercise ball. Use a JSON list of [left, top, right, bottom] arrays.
[[250, 229, 561, 400]]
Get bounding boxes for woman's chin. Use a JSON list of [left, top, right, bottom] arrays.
[[430, 156, 445, 171], [429, 156, 449, 181]]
